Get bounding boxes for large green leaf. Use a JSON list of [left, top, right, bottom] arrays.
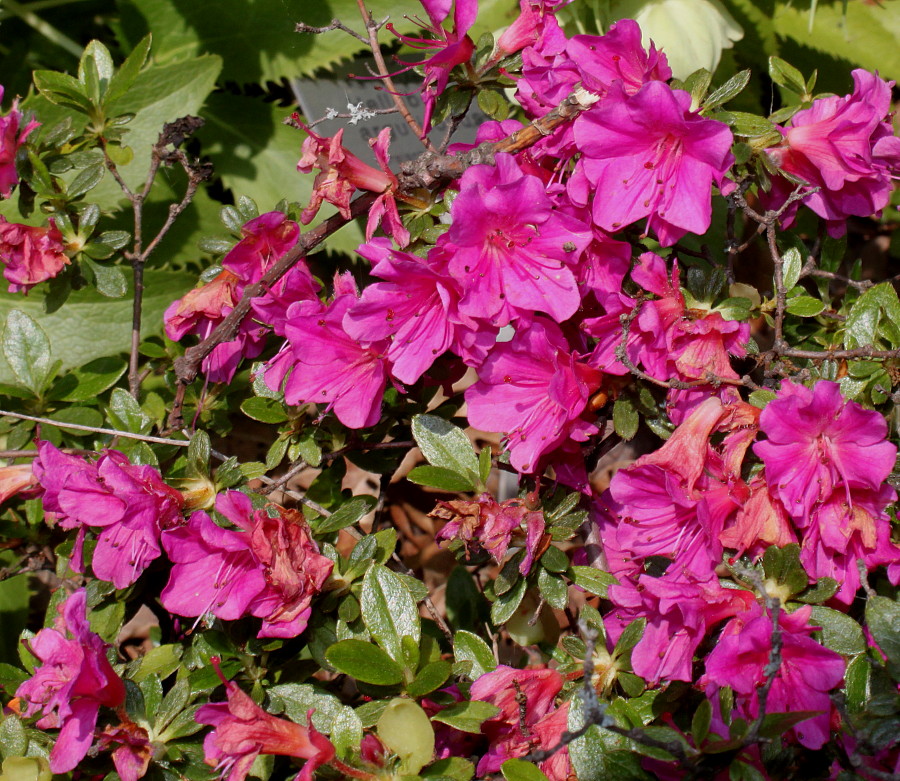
[[117, 0, 517, 84], [0, 270, 194, 384]]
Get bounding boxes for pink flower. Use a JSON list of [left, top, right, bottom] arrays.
[[464, 318, 602, 473], [388, 0, 478, 134], [164, 211, 315, 383], [566, 19, 671, 96], [433, 493, 546, 574], [470, 665, 571, 779], [197, 661, 335, 781], [720, 472, 797, 559], [96, 721, 152, 781], [0, 217, 69, 293], [297, 127, 409, 246], [571, 82, 734, 246], [605, 571, 755, 685], [442, 153, 590, 326], [702, 604, 845, 749], [765, 70, 900, 236], [32, 441, 185, 588], [801, 484, 900, 605], [161, 492, 333, 638], [265, 274, 390, 429], [754, 380, 896, 522], [16, 589, 126, 773], [0, 86, 39, 198], [0, 463, 38, 505], [343, 239, 462, 384]]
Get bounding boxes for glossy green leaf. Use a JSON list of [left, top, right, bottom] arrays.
[[431, 700, 500, 734], [325, 639, 405, 686], [2, 310, 53, 395], [452, 630, 497, 680], [360, 564, 421, 663], [810, 605, 866, 656], [866, 595, 900, 666], [412, 414, 479, 488]]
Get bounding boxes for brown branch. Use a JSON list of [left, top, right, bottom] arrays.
[[295, 18, 369, 44], [0, 409, 189, 446], [354, 0, 435, 150]]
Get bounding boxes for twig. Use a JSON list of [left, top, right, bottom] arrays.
[[307, 107, 398, 129], [295, 19, 369, 44], [354, 0, 435, 150], [0, 409, 189, 446], [260, 458, 309, 495], [0, 448, 92, 458]]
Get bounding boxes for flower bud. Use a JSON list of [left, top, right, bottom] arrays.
[[0, 757, 52, 781], [376, 698, 434, 775], [173, 475, 217, 511]]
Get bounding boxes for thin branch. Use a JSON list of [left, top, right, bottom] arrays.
[[307, 107, 398, 129], [354, 0, 435, 150], [0, 409, 189, 446], [295, 19, 369, 44]]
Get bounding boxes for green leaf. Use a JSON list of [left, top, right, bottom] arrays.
[[412, 414, 479, 489], [81, 256, 128, 298], [432, 701, 500, 734], [407, 465, 476, 492], [703, 69, 751, 110], [50, 357, 127, 403], [537, 568, 568, 611], [491, 576, 527, 625], [325, 639, 404, 686], [844, 283, 900, 349], [567, 694, 650, 781], [423, 757, 475, 780], [568, 566, 617, 599], [0, 270, 195, 385], [785, 296, 826, 317], [478, 445, 491, 486], [724, 111, 776, 137], [845, 654, 870, 713], [614, 618, 647, 657], [768, 56, 807, 95], [540, 545, 569, 574], [501, 759, 550, 781], [866, 595, 900, 666], [762, 544, 808, 598], [67, 162, 106, 199], [452, 630, 496, 679], [612, 397, 639, 441], [691, 699, 712, 745], [810, 606, 866, 656], [360, 564, 421, 663], [795, 578, 839, 605], [240, 396, 288, 423], [2, 310, 53, 395], [106, 34, 152, 105], [781, 246, 803, 291], [0, 714, 27, 759], [33, 70, 93, 113], [406, 660, 453, 697], [314, 496, 377, 535], [108, 387, 152, 434]]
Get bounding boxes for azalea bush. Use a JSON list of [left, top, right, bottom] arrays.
[[0, 1, 900, 780]]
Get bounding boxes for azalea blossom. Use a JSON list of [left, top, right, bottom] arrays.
[[442, 153, 591, 326], [470, 665, 571, 779], [464, 318, 602, 473], [33, 441, 185, 588], [197, 660, 335, 781], [0, 217, 70, 293], [16, 589, 126, 773], [265, 273, 391, 429], [765, 69, 900, 235], [571, 81, 735, 246], [754, 380, 897, 521], [0, 86, 39, 198], [432, 492, 546, 574], [702, 603, 845, 749]]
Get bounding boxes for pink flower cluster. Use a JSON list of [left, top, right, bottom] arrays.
[[0, 217, 69, 293], [33, 441, 185, 588], [165, 211, 318, 383], [0, 85, 39, 198], [160, 490, 333, 638]]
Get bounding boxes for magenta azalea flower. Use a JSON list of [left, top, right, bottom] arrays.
[[265, 273, 390, 429], [0, 86, 39, 198], [96, 722, 152, 781], [464, 318, 602, 473], [571, 82, 734, 246], [0, 217, 70, 293], [470, 665, 571, 780], [16, 589, 126, 773], [161, 492, 333, 638], [343, 239, 462, 384], [703, 604, 845, 749], [197, 661, 335, 781], [443, 153, 591, 326], [33, 442, 185, 588], [754, 380, 897, 522], [606, 571, 755, 685], [765, 70, 900, 235], [164, 211, 314, 383]]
